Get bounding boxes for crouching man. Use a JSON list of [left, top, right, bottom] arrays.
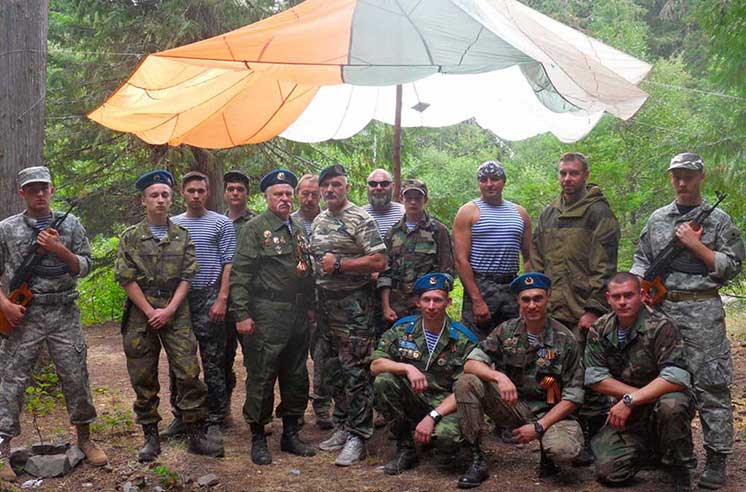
[[585, 272, 695, 491], [371, 273, 477, 475], [454, 273, 585, 489]]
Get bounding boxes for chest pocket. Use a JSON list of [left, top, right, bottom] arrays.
[[412, 231, 437, 254]]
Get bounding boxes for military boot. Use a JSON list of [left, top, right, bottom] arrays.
[[0, 435, 17, 482], [138, 424, 161, 462], [457, 443, 489, 489], [159, 416, 188, 441], [539, 450, 560, 478], [383, 441, 418, 475], [668, 465, 691, 492], [250, 424, 272, 465], [698, 450, 727, 489], [187, 424, 224, 458], [280, 417, 316, 457], [572, 414, 604, 467], [76, 424, 108, 466]]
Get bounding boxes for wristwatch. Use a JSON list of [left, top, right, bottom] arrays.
[[333, 256, 342, 274], [428, 409, 442, 424], [622, 393, 634, 407], [533, 421, 545, 436]]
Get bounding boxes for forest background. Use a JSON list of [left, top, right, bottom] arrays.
[[36, 0, 746, 324]]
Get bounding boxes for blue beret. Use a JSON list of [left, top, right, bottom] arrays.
[[136, 170, 175, 191], [318, 164, 347, 186], [259, 169, 298, 192], [510, 272, 551, 294], [413, 273, 454, 295]]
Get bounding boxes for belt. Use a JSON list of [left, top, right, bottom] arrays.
[[32, 290, 79, 305], [666, 289, 720, 302], [141, 286, 174, 298], [474, 272, 517, 284], [255, 290, 301, 303], [318, 287, 363, 300]]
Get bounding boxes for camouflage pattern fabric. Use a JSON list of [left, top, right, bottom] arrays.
[[460, 274, 518, 340], [631, 201, 744, 454], [378, 212, 454, 318], [309, 315, 332, 418]]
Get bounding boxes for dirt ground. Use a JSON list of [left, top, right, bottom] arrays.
[[5, 318, 746, 492]]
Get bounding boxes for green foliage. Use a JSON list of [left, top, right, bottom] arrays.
[[24, 364, 64, 444], [153, 464, 182, 490], [77, 235, 127, 324]]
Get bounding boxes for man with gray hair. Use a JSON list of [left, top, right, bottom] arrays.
[[291, 174, 322, 235]]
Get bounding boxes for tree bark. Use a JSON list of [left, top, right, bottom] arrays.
[[0, 1, 48, 220]]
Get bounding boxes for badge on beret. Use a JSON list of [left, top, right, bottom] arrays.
[[525, 276, 534, 285], [429, 276, 437, 285], [278, 172, 286, 181], [264, 230, 272, 238], [154, 174, 161, 181]]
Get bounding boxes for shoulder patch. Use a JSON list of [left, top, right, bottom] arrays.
[[392, 314, 418, 333]]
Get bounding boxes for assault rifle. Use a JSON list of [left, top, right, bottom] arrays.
[[642, 192, 726, 305], [0, 203, 76, 338]]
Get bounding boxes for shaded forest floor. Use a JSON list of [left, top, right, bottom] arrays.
[[6, 314, 746, 492]]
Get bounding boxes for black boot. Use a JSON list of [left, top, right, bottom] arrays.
[[383, 442, 418, 475], [573, 414, 604, 467], [251, 423, 272, 465], [668, 465, 692, 492], [138, 424, 161, 462], [187, 423, 224, 458], [159, 416, 187, 441], [698, 450, 727, 489], [539, 450, 560, 478], [280, 417, 316, 457], [457, 443, 489, 489]]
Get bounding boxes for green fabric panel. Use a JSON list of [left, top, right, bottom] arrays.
[[520, 63, 580, 113]]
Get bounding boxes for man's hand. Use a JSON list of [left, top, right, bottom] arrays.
[[148, 307, 175, 330], [209, 297, 227, 322], [578, 311, 599, 332], [414, 415, 436, 444], [236, 318, 255, 335], [0, 300, 26, 328], [493, 372, 518, 406], [512, 424, 539, 444], [607, 400, 632, 429], [321, 253, 337, 274], [472, 298, 491, 326], [676, 222, 704, 250], [406, 365, 428, 394], [382, 306, 398, 323], [36, 229, 66, 256]]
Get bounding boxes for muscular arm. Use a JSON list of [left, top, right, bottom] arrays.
[[453, 203, 481, 301], [337, 253, 386, 273], [516, 205, 532, 272]]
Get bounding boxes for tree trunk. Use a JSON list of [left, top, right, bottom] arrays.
[[0, 1, 48, 220]]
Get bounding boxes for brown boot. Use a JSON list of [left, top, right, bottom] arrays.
[[76, 424, 108, 466], [0, 435, 17, 482]]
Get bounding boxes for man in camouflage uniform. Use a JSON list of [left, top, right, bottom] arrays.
[[310, 164, 386, 466], [585, 273, 695, 491], [631, 152, 745, 489], [115, 170, 222, 461], [230, 169, 316, 465], [222, 170, 257, 419], [372, 273, 477, 475], [0, 166, 107, 481], [379, 179, 454, 325], [454, 273, 585, 489], [531, 152, 620, 464]]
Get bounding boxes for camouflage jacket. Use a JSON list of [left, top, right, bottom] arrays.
[[114, 219, 198, 305], [310, 200, 386, 290], [226, 208, 257, 234], [378, 212, 454, 314], [230, 209, 314, 322], [531, 185, 620, 324], [584, 308, 691, 389], [0, 211, 91, 296], [467, 316, 585, 414], [630, 200, 744, 292], [373, 314, 478, 396]]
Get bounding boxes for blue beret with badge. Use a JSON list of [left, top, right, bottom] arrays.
[[413, 273, 454, 295], [510, 272, 551, 294], [259, 168, 298, 192], [135, 170, 175, 191]]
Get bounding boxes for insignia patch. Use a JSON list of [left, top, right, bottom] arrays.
[[278, 172, 286, 181], [525, 276, 534, 285], [264, 230, 272, 238], [429, 276, 437, 285], [399, 340, 418, 350]]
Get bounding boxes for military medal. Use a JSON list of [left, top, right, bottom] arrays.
[[273, 237, 280, 244], [437, 358, 447, 366], [413, 351, 421, 359], [263, 230, 272, 238]]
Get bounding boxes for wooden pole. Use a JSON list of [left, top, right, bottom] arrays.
[[392, 84, 403, 201]]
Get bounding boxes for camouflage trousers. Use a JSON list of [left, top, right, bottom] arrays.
[[662, 298, 733, 454], [374, 372, 462, 454], [225, 312, 240, 404], [239, 299, 310, 426], [169, 285, 227, 425], [454, 374, 583, 465], [0, 300, 97, 437], [461, 273, 518, 340], [123, 296, 207, 425], [309, 319, 332, 418], [592, 391, 695, 484], [317, 286, 374, 439]]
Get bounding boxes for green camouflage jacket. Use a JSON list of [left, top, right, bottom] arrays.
[[584, 308, 691, 389], [373, 314, 478, 396], [531, 185, 620, 324], [467, 316, 585, 414], [226, 208, 257, 233]]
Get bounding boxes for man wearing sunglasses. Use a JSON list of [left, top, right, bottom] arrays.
[[363, 169, 405, 240]]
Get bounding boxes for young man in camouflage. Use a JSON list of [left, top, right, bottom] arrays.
[[310, 164, 386, 466], [585, 273, 695, 491], [229, 169, 316, 465], [379, 179, 454, 325], [115, 170, 222, 461], [631, 152, 745, 489], [372, 273, 477, 475], [530, 152, 620, 464], [454, 273, 585, 489], [0, 166, 107, 481]]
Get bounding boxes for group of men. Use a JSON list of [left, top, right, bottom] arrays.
[[0, 150, 742, 491]]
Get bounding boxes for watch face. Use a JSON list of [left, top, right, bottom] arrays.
[[623, 394, 633, 406]]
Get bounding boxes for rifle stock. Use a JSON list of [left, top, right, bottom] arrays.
[[0, 283, 33, 338]]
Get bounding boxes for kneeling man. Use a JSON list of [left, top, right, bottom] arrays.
[[455, 273, 585, 489], [585, 272, 695, 490], [371, 273, 477, 475]]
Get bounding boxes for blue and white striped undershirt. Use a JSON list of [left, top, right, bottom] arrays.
[[363, 202, 405, 238], [527, 332, 540, 347], [424, 330, 440, 353], [617, 328, 629, 345], [33, 215, 54, 232], [148, 224, 169, 241], [469, 199, 524, 274], [172, 211, 236, 289]]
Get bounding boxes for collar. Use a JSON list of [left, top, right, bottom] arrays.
[[515, 317, 556, 347], [261, 209, 292, 231], [136, 218, 182, 244], [665, 200, 706, 218], [607, 309, 647, 348], [226, 208, 254, 222], [328, 200, 355, 217], [397, 210, 432, 230]]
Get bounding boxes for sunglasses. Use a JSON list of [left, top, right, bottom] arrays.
[[368, 180, 392, 188]]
